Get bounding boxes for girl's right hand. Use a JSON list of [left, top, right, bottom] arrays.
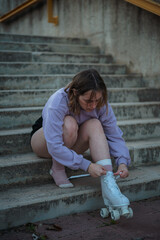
[[88, 163, 106, 177]]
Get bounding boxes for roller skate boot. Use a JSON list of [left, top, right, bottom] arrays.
[[100, 171, 133, 220]]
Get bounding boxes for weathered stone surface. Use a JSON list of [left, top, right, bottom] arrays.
[[0, 62, 126, 75], [0, 33, 160, 231], [0, 42, 99, 54], [0, 74, 144, 90], [0, 33, 89, 45], [0, 51, 113, 63], [0, 165, 160, 230], [1, 102, 160, 130]]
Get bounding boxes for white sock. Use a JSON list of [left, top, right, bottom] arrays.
[[96, 159, 113, 171]]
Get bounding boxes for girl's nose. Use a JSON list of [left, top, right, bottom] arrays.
[[89, 101, 97, 109]]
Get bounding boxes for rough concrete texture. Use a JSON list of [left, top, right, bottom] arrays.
[[0, 165, 160, 230], [0, 62, 126, 75], [0, 42, 100, 54], [0, 138, 160, 189], [0, 32, 160, 232], [0, 0, 160, 77], [0, 0, 30, 16], [1, 102, 160, 130], [0, 119, 160, 155], [0, 51, 113, 63], [0, 196, 160, 240], [1, 88, 160, 108], [0, 74, 144, 90], [0, 33, 89, 45]]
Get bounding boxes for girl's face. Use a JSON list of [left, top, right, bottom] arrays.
[[78, 90, 102, 112]]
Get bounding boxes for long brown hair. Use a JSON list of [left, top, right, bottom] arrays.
[[65, 69, 108, 115]]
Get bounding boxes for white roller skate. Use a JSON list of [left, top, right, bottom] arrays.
[[97, 160, 133, 221]]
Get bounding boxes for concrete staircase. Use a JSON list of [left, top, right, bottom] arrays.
[[0, 33, 160, 230]]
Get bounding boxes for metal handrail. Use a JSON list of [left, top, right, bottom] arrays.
[[125, 0, 160, 16], [0, 0, 58, 25], [47, 0, 58, 25], [0, 0, 42, 22]]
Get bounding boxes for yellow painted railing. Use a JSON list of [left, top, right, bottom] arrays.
[[47, 0, 58, 25], [125, 0, 160, 16], [0, 0, 58, 25]]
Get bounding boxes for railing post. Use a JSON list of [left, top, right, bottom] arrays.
[[47, 0, 58, 26]]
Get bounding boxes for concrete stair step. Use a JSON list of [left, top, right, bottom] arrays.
[[0, 164, 160, 230], [117, 118, 160, 140], [0, 33, 89, 45], [0, 138, 159, 190], [0, 51, 114, 63], [0, 88, 159, 108], [112, 102, 160, 120], [0, 152, 87, 190], [0, 128, 32, 155], [0, 153, 52, 190], [109, 87, 160, 102], [1, 102, 160, 130], [0, 33, 159, 231], [0, 74, 144, 90], [0, 62, 126, 75], [0, 42, 99, 54], [127, 138, 160, 166], [0, 119, 160, 155], [0, 106, 42, 129]]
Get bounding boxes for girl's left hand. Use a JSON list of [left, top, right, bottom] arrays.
[[114, 164, 129, 178]]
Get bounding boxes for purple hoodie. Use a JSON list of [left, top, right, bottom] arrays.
[[42, 88, 131, 171]]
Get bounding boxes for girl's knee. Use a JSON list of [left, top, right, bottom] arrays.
[[83, 118, 102, 131], [63, 116, 78, 139]]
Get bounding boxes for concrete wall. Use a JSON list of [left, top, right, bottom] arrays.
[[0, 0, 160, 77], [0, 0, 26, 15]]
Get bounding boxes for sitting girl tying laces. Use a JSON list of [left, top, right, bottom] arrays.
[[30, 69, 131, 188]]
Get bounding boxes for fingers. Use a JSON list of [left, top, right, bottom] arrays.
[[119, 169, 129, 178], [88, 163, 106, 178], [88, 163, 129, 179], [101, 166, 107, 175], [114, 171, 119, 176], [97, 166, 106, 177], [114, 164, 129, 179], [118, 169, 129, 178]]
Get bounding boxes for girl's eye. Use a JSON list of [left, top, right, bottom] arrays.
[[85, 100, 93, 103], [85, 99, 99, 103]]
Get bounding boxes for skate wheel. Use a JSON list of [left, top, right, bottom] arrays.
[[100, 208, 109, 218], [127, 207, 133, 219], [111, 210, 120, 221]]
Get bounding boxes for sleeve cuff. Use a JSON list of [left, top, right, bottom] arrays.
[[116, 157, 131, 167], [80, 158, 91, 171]]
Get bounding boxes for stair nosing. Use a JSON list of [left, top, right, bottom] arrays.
[[0, 165, 160, 210], [0, 137, 160, 166], [1, 101, 160, 112], [0, 118, 160, 135], [0, 87, 155, 93]]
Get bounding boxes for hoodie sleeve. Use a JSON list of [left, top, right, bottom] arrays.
[[42, 96, 91, 171], [99, 103, 131, 166]]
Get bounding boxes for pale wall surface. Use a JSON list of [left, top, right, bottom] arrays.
[[0, 0, 25, 15], [0, 0, 160, 77]]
